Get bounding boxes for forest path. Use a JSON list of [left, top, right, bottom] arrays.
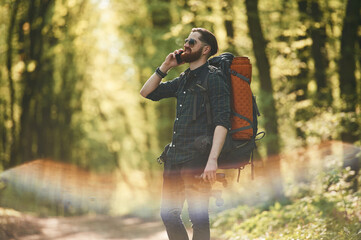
[[5, 214, 174, 240]]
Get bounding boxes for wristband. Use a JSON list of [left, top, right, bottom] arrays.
[[156, 67, 167, 78]]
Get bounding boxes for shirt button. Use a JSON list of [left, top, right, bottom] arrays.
[[180, 104, 182, 107], [183, 91, 186, 94], [176, 118, 179, 120], [174, 131, 176, 134]]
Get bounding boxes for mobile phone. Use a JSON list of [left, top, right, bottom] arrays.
[[175, 50, 184, 64]]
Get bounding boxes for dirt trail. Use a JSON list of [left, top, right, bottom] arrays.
[[4, 214, 175, 240], [35, 216, 169, 240]]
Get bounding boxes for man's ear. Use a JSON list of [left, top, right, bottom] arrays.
[[202, 45, 211, 56]]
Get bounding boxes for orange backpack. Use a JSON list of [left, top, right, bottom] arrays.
[[229, 56, 254, 140], [194, 53, 264, 178]]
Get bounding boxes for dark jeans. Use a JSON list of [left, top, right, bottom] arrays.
[[160, 159, 211, 240]]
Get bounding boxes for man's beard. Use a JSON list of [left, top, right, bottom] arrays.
[[181, 47, 203, 63]]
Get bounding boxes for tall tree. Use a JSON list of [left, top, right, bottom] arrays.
[[16, 0, 55, 166], [245, 0, 280, 156], [339, 0, 361, 191], [292, 0, 330, 144], [339, 0, 360, 142], [5, 0, 20, 168], [294, 0, 310, 102], [293, 0, 312, 143], [358, 18, 361, 77], [245, 0, 283, 200], [5, 0, 87, 168], [222, 0, 236, 53], [309, 0, 330, 106]]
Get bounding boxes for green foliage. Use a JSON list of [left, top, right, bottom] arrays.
[[0, 0, 162, 174], [212, 168, 361, 240]]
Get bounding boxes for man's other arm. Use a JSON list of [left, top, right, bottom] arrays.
[[202, 125, 227, 182], [202, 71, 231, 182]]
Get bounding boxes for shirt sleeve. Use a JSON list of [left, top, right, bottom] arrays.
[[208, 71, 231, 130], [146, 76, 181, 101]]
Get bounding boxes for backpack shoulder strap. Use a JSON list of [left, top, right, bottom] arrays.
[[192, 65, 219, 125]]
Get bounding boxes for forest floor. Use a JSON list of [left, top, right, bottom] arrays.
[[1, 209, 179, 240]]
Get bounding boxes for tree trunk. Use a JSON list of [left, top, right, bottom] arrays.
[[18, 0, 39, 165], [291, 0, 311, 181], [17, 0, 54, 165], [245, 0, 280, 156], [357, 9, 361, 108], [222, 0, 236, 54], [309, 0, 331, 106], [5, 0, 21, 169], [339, 0, 360, 142], [245, 0, 284, 201], [292, 0, 312, 145], [0, 101, 8, 167], [339, 0, 361, 191], [294, 0, 310, 102]]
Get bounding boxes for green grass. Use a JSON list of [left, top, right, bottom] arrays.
[[211, 168, 361, 240]]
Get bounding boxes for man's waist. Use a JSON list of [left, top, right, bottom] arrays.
[[166, 146, 207, 163]]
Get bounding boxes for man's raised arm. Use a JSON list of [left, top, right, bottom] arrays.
[[140, 50, 183, 98]]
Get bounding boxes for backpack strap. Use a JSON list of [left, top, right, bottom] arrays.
[[230, 69, 250, 84], [229, 114, 253, 134], [253, 95, 261, 117], [193, 72, 212, 125], [192, 66, 216, 126], [192, 65, 253, 131]]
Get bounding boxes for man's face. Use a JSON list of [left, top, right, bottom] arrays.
[[181, 32, 206, 63]]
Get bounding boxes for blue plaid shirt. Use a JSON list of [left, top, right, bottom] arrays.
[[147, 62, 231, 164]]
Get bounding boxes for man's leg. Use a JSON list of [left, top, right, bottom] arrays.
[[182, 160, 211, 240], [160, 162, 189, 240]]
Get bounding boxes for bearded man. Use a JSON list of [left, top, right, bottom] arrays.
[[140, 28, 230, 240]]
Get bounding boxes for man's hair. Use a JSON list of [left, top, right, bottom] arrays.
[[191, 28, 218, 57]]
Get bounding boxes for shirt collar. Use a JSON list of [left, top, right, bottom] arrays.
[[189, 61, 209, 76], [184, 61, 209, 77]]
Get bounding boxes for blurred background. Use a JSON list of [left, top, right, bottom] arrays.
[[0, 0, 360, 239]]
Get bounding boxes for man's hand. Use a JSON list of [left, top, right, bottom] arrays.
[[201, 126, 227, 183], [160, 49, 184, 72], [140, 49, 184, 98], [202, 158, 218, 183]]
